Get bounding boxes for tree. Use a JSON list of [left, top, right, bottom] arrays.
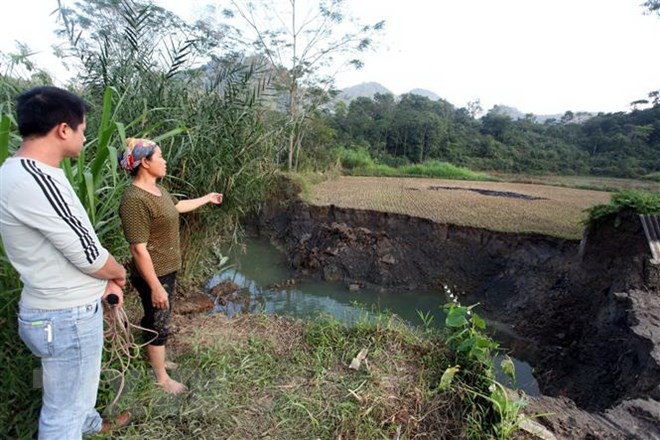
[[561, 110, 575, 124], [53, 0, 278, 218], [466, 99, 483, 119], [630, 99, 649, 111], [481, 112, 513, 141], [55, 0, 215, 103], [226, 0, 384, 170], [643, 0, 660, 15]]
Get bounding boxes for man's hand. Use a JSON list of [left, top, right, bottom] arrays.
[[151, 284, 169, 309], [206, 192, 223, 205], [94, 254, 126, 286], [103, 280, 125, 307], [113, 274, 126, 289]]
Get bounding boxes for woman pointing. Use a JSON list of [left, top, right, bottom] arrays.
[[119, 138, 222, 393]]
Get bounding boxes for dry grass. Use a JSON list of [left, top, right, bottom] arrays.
[[101, 311, 463, 439], [309, 176, 612, 238], [170, 313, 306, 358]]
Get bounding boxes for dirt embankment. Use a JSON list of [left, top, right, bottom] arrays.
[[254, 183, 660, 440]]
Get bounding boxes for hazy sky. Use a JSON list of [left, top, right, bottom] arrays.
[[2, 0, 659, 115]]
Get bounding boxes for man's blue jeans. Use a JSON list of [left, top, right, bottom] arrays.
[[18, 298, 104, 439]]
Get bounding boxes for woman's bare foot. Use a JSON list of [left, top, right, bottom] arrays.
[[144, 355, 177, 370], [157, 377, 187, 394]]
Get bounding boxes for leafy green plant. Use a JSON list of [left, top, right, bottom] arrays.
[[416, 309, 436, 333], [335, 146, 376, 169], [0, 100, 37, 438], [439, 303, 525, 439], [56, 0, 278, 278], [586, 189, 660, 224], [398, 161, 494, 181], [0, 113, 11, 164], [336, 147, 494, 181]]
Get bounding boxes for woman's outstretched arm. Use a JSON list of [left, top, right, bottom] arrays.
[[175, 192, 223, 213]]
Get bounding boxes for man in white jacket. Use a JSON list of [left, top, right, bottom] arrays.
[[0, 86, 129, 439]]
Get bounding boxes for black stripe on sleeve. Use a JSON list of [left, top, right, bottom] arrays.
[[42, 172, 100, 260], [28, 162, 100, 261], [21, 159, 99, 264]]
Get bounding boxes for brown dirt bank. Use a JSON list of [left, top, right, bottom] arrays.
[[251, 180, 660, 439]]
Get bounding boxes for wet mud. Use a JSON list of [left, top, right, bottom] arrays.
[[252, 181, 660, 439]]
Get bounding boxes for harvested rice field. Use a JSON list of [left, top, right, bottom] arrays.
[[491, 173, 660, 193], [308, 176, 612, 238]]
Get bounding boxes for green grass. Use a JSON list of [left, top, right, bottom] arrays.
[[641, 171, 660, 182], [396, 161, 493, 181], [336, 147, 494, 181], [284, 170, 340, 201], [93, 313, 435, 439], [586, 190, 660, 224], [79, 309, 524, 439]]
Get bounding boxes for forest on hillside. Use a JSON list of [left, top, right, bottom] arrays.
[[302, 92, 660, 179], [1, 0, 659, 183]]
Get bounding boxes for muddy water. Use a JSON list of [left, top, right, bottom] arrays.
[[207, 236, 540, 395]]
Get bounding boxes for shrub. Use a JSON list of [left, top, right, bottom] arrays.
[[641, 171, 660, 182], [335, 146, 375, 169], [586, 190, 660, 223]]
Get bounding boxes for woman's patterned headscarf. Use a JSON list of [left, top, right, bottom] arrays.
[[119, 138, 158, 171]]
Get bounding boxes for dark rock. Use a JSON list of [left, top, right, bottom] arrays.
[[210, 280, 239, 297], [173, 292, 214, 315], [322, 264, 342, 282]]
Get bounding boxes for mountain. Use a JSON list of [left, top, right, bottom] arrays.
[[488, 105, 529, 120], [407, 88, 441, 100], [337, 83, 596, 123], [337, 82, 393, 103], [488, 104, 595, 124], [337, 82, 443, 103]]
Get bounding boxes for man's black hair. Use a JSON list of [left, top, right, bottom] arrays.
[[16, 86, 90, 138]]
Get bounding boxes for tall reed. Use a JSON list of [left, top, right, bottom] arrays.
[[1, 1, 279, 433]]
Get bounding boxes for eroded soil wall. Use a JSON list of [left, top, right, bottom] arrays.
[[255, 191, 660, 438]]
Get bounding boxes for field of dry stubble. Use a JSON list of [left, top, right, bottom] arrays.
[[309, 176, 612, 238]]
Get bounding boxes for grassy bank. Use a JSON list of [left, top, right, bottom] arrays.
[[2, 271, 529, 439], [89, 300, 526, 439], [586, 190, 660, 224], [336, 147, 493, 181]]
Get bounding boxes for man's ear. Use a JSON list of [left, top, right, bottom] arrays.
[[53, 122, 70, 140]]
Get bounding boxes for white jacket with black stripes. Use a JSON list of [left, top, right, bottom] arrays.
[[0, 157, 109, 309]]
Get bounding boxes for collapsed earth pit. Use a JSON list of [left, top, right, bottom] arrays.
[[255, 186, 660, 438]]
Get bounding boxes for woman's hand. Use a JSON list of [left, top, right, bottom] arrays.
[[151, 284, 170, 309], [175, 193, 223, 213], [206, 192, 223, 205]]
